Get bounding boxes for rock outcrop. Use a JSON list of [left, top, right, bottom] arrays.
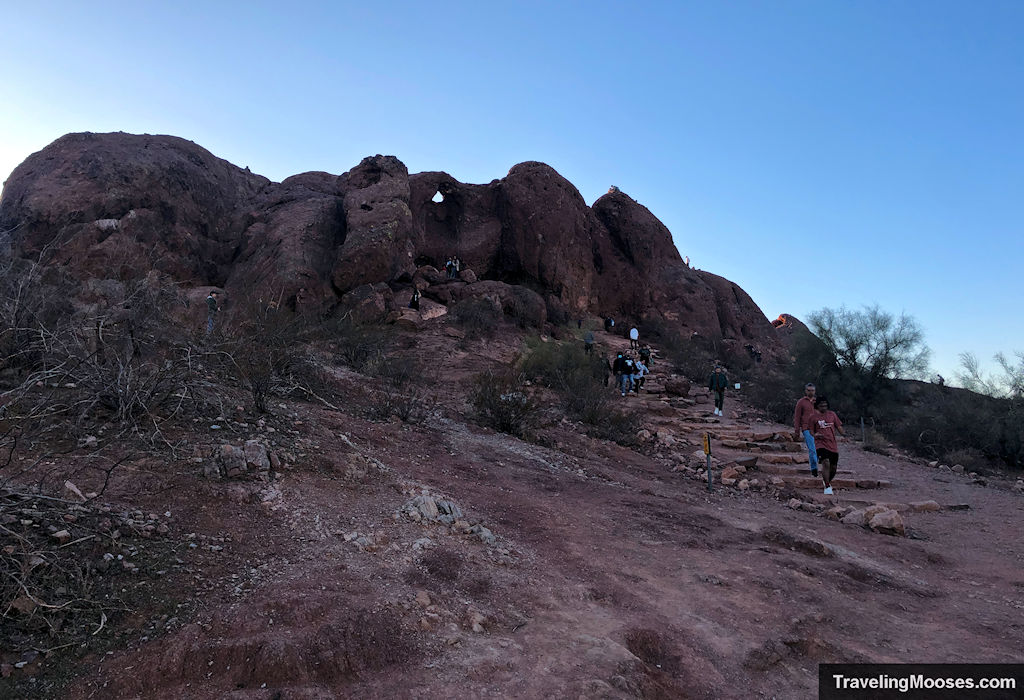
[[1, 131, 795, 354]]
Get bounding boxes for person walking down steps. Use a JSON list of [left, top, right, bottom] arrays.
[[629, 326, 639, 350], [811, 396, 845, 495], [708, 365, 729, 416], [793, 383, 820, 477]]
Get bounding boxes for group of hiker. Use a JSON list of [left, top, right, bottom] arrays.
[[611, 350, 651, 396], [593, 324, 845, 496], [444, 256, 463, 280]]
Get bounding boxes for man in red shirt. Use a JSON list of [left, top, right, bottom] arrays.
[[793, 383, 819, 477], [811, 396, 845, 495]]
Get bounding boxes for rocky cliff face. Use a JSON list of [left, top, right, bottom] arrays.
[[1, 131, 787, 353]]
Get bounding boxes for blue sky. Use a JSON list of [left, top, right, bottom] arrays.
[[2, 1, 1022, 381]]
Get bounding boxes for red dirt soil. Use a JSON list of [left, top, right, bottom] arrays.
[[7, 324, 1024, 699]]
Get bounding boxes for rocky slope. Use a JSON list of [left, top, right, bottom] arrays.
[[1, 132, 788, 356]]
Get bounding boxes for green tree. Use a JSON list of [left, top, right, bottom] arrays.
[[807, 305, 930, 415], [957, 351, 1024, 399]]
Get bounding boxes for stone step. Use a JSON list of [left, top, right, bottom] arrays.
[[755, 463, 811, 476], [785, 476, 892, 490], [717, 440, 804, 454]]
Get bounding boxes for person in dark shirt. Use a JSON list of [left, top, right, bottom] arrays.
[[708, 365, 728, 416], [205, 290, 220, 336]]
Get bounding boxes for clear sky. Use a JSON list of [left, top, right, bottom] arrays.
[[2, 1, 1022, 381]]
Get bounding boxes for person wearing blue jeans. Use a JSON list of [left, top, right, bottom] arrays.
[[793, 382, 819, 477]]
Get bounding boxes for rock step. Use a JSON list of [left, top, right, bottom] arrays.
[[755, 463, 812, 476], [785, 477, 892, 490], [716, 439, 804, 453]]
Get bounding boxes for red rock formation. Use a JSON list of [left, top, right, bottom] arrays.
[[0, 131, 793, 355]]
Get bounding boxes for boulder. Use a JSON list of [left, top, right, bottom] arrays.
[[243, 440, 271, 472], [721, 466, 744, 481], [841, 509, 868, 526], [868, 510, 906, 537], [664, 379, 691, 397], [338, 283, 396, 324], [909, 500, 941, 512]]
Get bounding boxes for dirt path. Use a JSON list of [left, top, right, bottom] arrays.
[[17, 324, 1018, 699]]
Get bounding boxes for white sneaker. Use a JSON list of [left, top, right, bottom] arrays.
[[824, 486, 833, 495]]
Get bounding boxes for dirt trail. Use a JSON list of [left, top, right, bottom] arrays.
[[16, 324, 1021, 699]]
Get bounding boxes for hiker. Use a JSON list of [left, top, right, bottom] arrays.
[[634, 358, 648, 393], [205, 290, 220, 336], [612, 352, 626, 394], [454, 256, 462, 276], [811, 396, 845, 495], [629, 326, 639, 349], [445, 257, 455, 279], [409, 287, 421, 310], [793, 383, 820, 477], [623, 354, 637, 394], [639, 344, 652, 366], [708, 365, 728, 416], [584, 330, 595, 354]]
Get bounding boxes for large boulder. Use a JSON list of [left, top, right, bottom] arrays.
[[331, 155, 416, 293], [0, 132, 267, 283]]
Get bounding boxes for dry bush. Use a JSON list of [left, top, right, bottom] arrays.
[[366, 361, 436, 424], [451, 297, 501, 340], [0, 271, 219, 472], [214, 297, 321, 413], [469, 369, 539, 438], [325, 316, 394, 374]]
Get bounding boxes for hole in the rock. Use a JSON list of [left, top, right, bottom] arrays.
[[432, 190, 444, 203]]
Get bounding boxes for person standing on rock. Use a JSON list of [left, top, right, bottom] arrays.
[[205, 290, 220, 337], [811, 396, 845, 495], [629, 326, 640, 350], [409, 287, 421, 311], [793, 383, 820, 477], [584, 330, 595, 354], [708, 365, 728, 416]]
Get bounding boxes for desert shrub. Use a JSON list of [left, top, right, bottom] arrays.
[[943, 447, 987, 472], [366, 361, 435, 423], [217, 297, 319, 413], [326, 316, 394, 374], [587, 407, 644, 446], [451, 297, 501, 340], [469, 369, 539, 437], [518, 341, 642, 446], [520, 341, 605, 389]]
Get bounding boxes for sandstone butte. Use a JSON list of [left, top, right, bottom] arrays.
[[0, 131, 809, 357]]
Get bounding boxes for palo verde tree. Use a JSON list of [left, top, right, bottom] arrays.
[[806, 305, 931, 416]]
